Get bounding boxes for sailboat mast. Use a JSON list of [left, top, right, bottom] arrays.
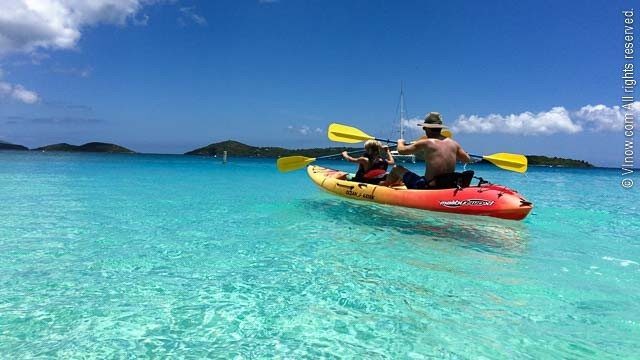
[[399, 82, 405, 139]]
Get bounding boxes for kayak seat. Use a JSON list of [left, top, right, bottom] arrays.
[[429, 170, 474, 189], [457, 170, 474, 188]]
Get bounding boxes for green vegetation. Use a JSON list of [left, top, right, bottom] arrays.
[[188, 141, 596, 168], [0, 141, 28, 151], [185, 140, 358, 158], [1, 139, 595, 168], [524, 155, 594, 168], [478, 155, 593, 168], [34, 142, 135, 153]]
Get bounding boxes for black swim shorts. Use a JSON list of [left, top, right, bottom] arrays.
[[402, 170, 428, 189]]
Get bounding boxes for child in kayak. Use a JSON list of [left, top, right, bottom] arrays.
[[342, 140, 395, 184]]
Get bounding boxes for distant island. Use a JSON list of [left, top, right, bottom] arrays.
[[34, 142, 135, 154], [0, 141, 28, 151], [524, 155, 594, 168], [186, 140, 595, 168], [1, 139, 595, 167], [185, 140, 359, 158]]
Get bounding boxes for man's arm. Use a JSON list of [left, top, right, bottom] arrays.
[[456, 144, 472, 163], [397, 139, 425, 155]]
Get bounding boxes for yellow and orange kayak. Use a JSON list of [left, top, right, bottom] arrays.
[[307, 165, 533, 221]]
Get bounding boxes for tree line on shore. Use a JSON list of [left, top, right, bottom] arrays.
[[0, 139, 594, 167]]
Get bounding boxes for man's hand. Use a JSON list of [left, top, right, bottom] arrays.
[[396, 139, 409, 154], [470, 155, 482, 163]]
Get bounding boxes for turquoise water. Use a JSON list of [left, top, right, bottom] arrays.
[[0, 151, 638, 358]]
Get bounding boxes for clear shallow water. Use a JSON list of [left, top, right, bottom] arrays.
[[0, 151, 638, 358]]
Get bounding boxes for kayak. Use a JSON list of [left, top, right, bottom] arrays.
[[307, 165, 533, 220]]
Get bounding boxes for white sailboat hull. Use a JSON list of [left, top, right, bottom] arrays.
[[390, 151, 415, 163]]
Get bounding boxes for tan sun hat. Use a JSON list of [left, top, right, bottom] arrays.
[[417, 112, 447, 129]]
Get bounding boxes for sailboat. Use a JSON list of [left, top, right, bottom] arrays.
[[389, 85, 416, 163]]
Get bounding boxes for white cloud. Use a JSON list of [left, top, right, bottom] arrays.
[[453, 107, 582, 135], [287, 125, 321, 136], [452, 102, 640, 135], [52, 65, 92, 77], [179, 6, 207, 26], [10, 84, 39, 103], [132, 12, 150, 26], [0, 0, 151, 55], [0, 81, 40, 103], [382, 116, 425, 140], [575, 103, 640, 131], [0, 1, 157, 103], [0, 68, 39, 103], [299, 125, 311, 135], [401, 117, 419, 129]]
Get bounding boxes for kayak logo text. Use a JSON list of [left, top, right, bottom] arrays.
[[439, 199, 495, 208], [345, 190, 375, 200]]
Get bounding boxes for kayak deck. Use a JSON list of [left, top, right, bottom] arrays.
[[307, 165, 533, 221]]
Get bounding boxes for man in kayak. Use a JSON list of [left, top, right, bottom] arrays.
[[384, 112, 473, 189]]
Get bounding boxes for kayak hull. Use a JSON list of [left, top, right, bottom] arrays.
[[307, 165, 533, 221]]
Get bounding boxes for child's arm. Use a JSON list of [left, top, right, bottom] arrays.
[[383, 146, 395, 165], [342, 151, 365, 164]]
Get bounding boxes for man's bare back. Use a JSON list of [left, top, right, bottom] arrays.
[[384, 135, 472, 189], [384, 111, 472, 189], [416, 137, 466, 180]]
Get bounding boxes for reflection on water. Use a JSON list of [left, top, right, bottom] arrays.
[[300, 197, 529, 254]]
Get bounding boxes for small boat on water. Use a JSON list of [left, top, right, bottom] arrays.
[[389, 153, 416, 163]]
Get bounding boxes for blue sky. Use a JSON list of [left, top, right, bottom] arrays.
[[0, 0, 636, 166]]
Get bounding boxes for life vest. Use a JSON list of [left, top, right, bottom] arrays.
[[363, 168, 387, 180], [354, 156, 388, 183]]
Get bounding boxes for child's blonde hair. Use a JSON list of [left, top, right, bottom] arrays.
[[364, 140, 383, 156]]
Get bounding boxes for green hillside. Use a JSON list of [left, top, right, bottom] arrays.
[[185, 140, 358, 158], [34, 142, 135, 153], [0, 141, 28, 151]]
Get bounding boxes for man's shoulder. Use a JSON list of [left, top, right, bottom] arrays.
[[442, 137, 460, 146], [420, 137, 448, 147], [413, 138, 433, 149]]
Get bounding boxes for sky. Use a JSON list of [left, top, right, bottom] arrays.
[[0, 0, 637, 166]]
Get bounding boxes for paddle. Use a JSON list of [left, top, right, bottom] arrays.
[[327, 123, 528, 173], [277, 140, 406, 173], [277, 148, 371, 173], [328, 123, 453, 143], [478, 153, 528, 173]]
